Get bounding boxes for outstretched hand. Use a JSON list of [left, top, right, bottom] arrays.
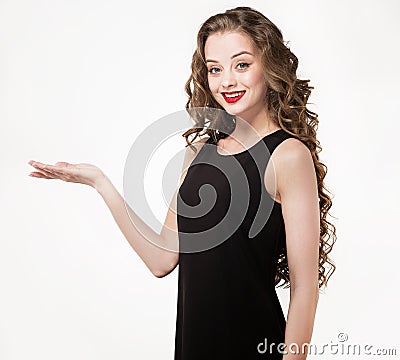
[[28, 160, 106, 188]]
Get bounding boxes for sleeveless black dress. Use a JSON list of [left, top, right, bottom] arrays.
[[174, 128, 296, 360]]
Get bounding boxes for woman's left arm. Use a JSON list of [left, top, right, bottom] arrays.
[[275, 138, 320, 360]]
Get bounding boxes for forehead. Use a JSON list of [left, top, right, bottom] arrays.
[[204, 31, 257, 58]]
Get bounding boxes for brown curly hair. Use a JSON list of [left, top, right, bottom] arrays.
[[182, 6, 336, 289]]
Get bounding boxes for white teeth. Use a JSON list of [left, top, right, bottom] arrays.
[[224, 91, 244, 98]]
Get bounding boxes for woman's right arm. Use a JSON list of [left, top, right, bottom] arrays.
[[94, 137, 208, 278], [29, 137, 209, 278]]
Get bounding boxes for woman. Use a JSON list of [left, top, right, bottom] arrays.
[[28, 6, 336, 360]]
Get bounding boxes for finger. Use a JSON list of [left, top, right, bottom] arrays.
[[31, 162, 63, 174], [34, 164, 77, 182], [29, 161, 61, 178], [35, 169, 57, 177], [29, 171, 54, 179], [29, 161, 47, 167], [29, 161, 50, 171], [30, 161, 62, 169], [29, 162, 77, 181], [31, 164, 60, 177], [41, 164, 73, 177]]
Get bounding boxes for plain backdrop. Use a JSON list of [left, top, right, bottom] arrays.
[[1, 0, 399, 359]]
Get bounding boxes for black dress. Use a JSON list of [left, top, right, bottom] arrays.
[[174, 128, 296, 359]]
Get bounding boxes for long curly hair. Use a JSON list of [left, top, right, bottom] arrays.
[[182, 6, 336, 289]]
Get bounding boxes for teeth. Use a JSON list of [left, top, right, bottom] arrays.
[[224, 91, 244, 98]]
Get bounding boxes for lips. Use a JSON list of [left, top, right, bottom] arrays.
[[221, 90, 246, 104]]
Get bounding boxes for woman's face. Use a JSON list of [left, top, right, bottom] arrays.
[[205, 31, 267, 118]]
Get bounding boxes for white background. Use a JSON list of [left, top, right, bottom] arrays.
[[1, 0, 399, 359]]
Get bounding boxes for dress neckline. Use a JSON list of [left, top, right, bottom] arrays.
[[215, 128, 284, 157]]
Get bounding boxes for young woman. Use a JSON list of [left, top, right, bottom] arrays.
[[28, 6, 336, 360]]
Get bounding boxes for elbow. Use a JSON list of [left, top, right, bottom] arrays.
[[152, 264, 177, 279], [151, 251, 179, 278], [149, 264, 167, 278], [152, 269, 168, 278]]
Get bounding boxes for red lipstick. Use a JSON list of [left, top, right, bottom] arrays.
[[221, 90, 245, 104]]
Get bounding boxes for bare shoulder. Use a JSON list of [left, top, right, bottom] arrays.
[[272, 137, 316, 196], [272, 137, 312, 165]]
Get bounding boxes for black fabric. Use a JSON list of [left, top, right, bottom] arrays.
[[174, 128, 296, 359]]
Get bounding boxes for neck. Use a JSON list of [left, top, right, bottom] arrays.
[[229, 107, 278, 142]]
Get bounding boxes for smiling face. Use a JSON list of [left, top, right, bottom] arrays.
[[205, 31, 267, 119]]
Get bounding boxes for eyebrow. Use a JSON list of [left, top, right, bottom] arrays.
[[206, 51, 254, 63]]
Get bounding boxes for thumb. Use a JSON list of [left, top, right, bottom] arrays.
[[55, 162, 70, 167]]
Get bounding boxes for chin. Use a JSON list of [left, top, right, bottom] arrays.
[[218, 103, 243, 113], [225, 107, 247, 117]]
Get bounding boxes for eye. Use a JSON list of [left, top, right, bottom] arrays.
[[237, 62, 250, 70], [208, 67, 220, 74]]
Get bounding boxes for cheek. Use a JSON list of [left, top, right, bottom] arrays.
[[207, 77, 219, 93], [241, 71, 264, 89]]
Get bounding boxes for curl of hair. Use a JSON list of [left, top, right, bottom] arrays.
[[182, 6, 336, 289]]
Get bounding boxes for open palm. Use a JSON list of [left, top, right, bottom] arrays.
[[28, 160, 105, 188]]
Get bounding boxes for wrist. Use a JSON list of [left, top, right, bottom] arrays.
[[93, 173, 110, 194]]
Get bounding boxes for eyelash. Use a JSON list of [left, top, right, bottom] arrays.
[[208, 62, 250, 74]]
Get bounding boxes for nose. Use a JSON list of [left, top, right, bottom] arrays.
[[220, 68, 237, 89]]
